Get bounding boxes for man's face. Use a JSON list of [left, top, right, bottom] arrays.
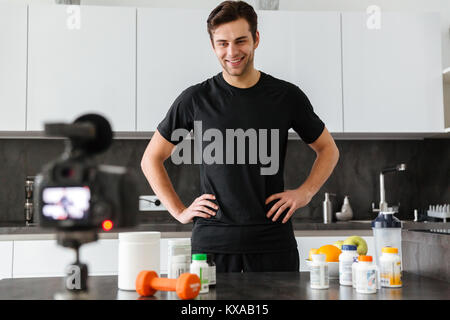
[[211, 18, 259, 77]]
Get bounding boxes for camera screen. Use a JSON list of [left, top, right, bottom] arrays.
[[42, 187, 90, 220]]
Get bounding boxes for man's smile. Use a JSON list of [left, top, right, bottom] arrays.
[[225, 56, 245, 67]]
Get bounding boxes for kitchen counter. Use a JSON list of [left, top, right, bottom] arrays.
[[0, 220, 375, 240], [0, 220, 447, 240], [0, 272, 448, 300]]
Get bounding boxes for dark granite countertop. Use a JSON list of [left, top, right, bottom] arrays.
[[0, 220, 447, 236], [0, 272, 448, 300]]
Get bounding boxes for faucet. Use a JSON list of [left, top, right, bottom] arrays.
[[372, 163, 406, 213]]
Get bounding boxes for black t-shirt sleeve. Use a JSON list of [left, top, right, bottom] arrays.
[[156, 86, 196, 145], [290, 85, 325, 144]]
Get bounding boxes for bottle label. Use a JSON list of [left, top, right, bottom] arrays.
[[339, 260, 353, 284], [356, 269, 377, 293], [199, 267, 209, 292], [310, 265, 328, 287], [209, 266, 216, 285], [380, 260, 402, 287]]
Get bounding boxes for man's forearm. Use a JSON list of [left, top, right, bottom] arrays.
[[141, 159, 186, 219], [298, 145, 339, 198]]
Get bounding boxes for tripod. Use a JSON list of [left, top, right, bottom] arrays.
[[53, 230, 98, 300]]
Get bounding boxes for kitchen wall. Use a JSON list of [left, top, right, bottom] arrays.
[[1, 0, 449, 70], [0, 137, 448, 223]]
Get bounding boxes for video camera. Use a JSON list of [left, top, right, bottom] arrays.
[[33, 114, 139, 298], [34, 113, 138, 231]]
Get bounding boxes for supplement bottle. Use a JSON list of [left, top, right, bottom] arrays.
[[310, 254, 329, 289], [207, 254, 216, 287], [167, 239, 191, 278], [355, 255, 378, 294], [379, 247, 402, 288], [190, 254, 209, 293], [339, 244, 358, 286], [169, 255, 188, 278]]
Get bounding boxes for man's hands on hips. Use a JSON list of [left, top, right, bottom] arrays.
[[265, 186, 314, 224], [176, 194, 218, 224]]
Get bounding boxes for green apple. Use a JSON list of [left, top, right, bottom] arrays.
[[343, 236, 368, 255], [333, 240, 344, 250]]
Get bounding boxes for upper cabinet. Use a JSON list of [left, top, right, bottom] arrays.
[[0, 4, 445, 136], [256, 11, 343, 133], [137, 8, 220, 132], [0, 4, 27, 131], [137, 9, 343, 133], [27, 5, 136, 131], [342, 12, 444, 133]]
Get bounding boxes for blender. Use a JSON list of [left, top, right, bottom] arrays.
[[371, 209, 403, 270], [371, 163, 406, 270]]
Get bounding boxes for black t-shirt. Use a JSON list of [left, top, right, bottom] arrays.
[[157, 71, 325, 253]]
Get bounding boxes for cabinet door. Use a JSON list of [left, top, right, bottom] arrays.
[[79, 239, 118, 276], [137, 8, 220, 132], [27, 5, 136, 131], [13, 240, 73, 278], [256, 11, 343, 133], [0, 4, 27, 130], [342, 12, 444, 132], [13, 239, 119, 278], [0, 241, 13, 279]]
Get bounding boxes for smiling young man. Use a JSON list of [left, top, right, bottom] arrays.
[[141, 1, 339, 272]]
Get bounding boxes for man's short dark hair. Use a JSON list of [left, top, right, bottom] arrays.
[[207, 1, 258, 42]]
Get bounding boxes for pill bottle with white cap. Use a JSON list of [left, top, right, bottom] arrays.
[[310, 253, 329, 289]]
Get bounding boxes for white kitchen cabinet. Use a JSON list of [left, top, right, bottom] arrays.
[[13, 240, 73, 278], [27, 5, 136, 132], [296, 236, 374, 271], [256, 11, 343, 133], [0, 4, 27, 131], [12, 239, 118, 278], [0, 241, 13, 279], [342, 12, 444, 132], [137, 8, 220, 132]]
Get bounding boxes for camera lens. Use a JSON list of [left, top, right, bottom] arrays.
[[61, 167, 74, 178]]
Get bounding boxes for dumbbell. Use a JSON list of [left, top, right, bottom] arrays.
[[135, 270, 201, 300]]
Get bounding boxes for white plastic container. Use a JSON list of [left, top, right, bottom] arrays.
[[190, 254, 209, 293], [310, 254, 329, 289], [339, 245, 358, 286], [167, 239, 191, 278], [169, 255, 189, 279], [379, 247, 402, 288], [118, 232, 160, 291], [355, 255, 378, 294]]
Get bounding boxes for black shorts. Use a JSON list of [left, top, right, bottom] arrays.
[[192, 248, 299, 273]]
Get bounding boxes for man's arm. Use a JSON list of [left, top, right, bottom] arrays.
[[141, 130, 218, 224], [265, 127, 339, 223]]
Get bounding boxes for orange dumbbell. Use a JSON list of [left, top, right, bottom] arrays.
[[136, 270, 201, 300]]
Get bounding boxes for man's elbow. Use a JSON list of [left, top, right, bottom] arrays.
[[331, 143, 340, 167]]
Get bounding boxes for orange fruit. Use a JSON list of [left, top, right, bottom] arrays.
[[308, 248, 319, 260], [317, 244, 342, 262]]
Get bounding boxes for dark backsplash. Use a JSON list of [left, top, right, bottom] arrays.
[[0, 137, 448, 223]]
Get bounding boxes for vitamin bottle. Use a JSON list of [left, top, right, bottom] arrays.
[[207, 254, 216, 287], [379, 247, 402, 288], [355, 255, 378, 294], [339, 245, 358, 286], [310, 254, 329, 289], [190, 254, 209, 293]]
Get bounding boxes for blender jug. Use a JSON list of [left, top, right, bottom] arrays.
[[371, 211, 402, 270]]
